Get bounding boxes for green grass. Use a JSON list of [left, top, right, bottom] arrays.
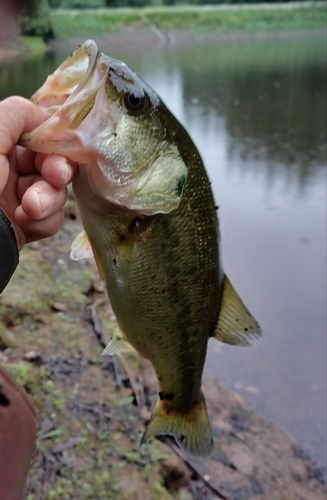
[[51, 10, 146, 38], [21, 36, 49, 53], [50, 5, 327, 39]]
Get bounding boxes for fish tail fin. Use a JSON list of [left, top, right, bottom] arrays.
[[141, 391, 214, 459]]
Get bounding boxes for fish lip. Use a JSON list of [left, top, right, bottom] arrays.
[[68, 40, 99, 99], [19, 41, 109, 154], [55, 40, 101, 113], [30, 39, 100, 110]]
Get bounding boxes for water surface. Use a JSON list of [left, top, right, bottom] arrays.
[[1, 34, 326, 466]]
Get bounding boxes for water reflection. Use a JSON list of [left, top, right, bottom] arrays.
[[179, 39, 326, 194], [1, 34, 326, 466]]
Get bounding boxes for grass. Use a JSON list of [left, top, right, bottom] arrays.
[[21, 36, 48, 53], [50, 4, 327, 39], [51, 10, 145, 39]]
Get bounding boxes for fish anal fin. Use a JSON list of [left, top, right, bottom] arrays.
[[213, 275, 262, 346], [141, 392, 213, 460], [70, 230, 94, 261], [102, 327, 136, 356]]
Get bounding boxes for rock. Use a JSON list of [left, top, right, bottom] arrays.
[[51, 302, 68, 313], [0, 329, 17, 349], [159, 453, 192, 492]]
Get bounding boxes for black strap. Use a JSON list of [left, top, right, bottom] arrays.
[[0, 209, 19, 294]]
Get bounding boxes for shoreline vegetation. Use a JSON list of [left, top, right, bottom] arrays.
[[0, 3, 325, 46], [0, 2, 324, 59], [43, 3, 327, 40], [0, 3, 325, 58]]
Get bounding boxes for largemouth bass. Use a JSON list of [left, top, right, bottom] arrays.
[[21, 40, 261, 459]]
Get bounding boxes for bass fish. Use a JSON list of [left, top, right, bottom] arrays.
[[21, 40, 261, 459]]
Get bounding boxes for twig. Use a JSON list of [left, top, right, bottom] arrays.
[[110, 354, 122, 390], [117, 353, 146, 409], [87, 299, 121, 387], [158, 437, 230, 500], [89, 300, 107, 348]]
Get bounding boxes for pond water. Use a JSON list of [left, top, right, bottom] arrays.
[[1, 33, 326, 467]]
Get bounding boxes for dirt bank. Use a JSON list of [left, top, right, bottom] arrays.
[[0, 47, 18, 62], [0, 192, 325, 499]]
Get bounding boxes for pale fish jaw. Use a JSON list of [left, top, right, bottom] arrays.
[[31, 40, 99, 110]]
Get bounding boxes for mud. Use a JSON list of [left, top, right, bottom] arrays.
[[0, 194, 326, 499]]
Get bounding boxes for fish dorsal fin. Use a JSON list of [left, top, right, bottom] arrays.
[[213, 275, 262, 346], [70, 230, 94, 261], [102, 328, 136, 355]]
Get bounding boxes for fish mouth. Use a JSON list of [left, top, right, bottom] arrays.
[[31, 39, 99, 111], [19, 40, 112, 162]]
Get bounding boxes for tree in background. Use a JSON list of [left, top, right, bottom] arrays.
[[19, 0, 53, 39], [49, 0, 105, 7]]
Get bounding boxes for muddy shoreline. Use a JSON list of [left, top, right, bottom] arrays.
[[0, 193, 325, 499]]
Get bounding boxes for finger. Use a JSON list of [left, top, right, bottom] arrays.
[[0, 157, 9, 192], [15, 146, 38, 176], [16, 175, 39, 203], [40, 155, 77, 189], [20, 179, 68, 219], [14, 208, 65, 242], [34, 153, 47, 172], [0, 97, 47, 156]]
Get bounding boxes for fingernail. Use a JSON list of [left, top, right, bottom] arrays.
[[37, 191, 54, 215]]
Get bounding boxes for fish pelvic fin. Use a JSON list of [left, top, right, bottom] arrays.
[[141, 391, 214, 460], [70, 230, 105, 282], [70, 230, 94, 261], [102, 328, 136, 355], [213, 275, 262, 346]]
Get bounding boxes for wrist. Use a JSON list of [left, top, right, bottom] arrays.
[[0, 208, 20, 293]]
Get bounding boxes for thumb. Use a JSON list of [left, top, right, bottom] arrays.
[[0, 96, 47, 157]]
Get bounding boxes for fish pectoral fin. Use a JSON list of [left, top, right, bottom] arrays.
[[102, 328, 136, 355], [70, 230, 94, 260], [141, 392, 214, 460], [212, 275, 262, 346]]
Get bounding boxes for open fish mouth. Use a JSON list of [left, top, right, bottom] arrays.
[[19, 40, 116, 163], [31, 40, 100, 111]]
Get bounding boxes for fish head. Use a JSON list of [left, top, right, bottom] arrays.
[[20, 40, 187, 215]]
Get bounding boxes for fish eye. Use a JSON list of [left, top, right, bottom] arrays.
[[123, 91, 148, 115]]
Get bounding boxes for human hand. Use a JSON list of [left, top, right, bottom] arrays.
[[0, 96, 76, 250]]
